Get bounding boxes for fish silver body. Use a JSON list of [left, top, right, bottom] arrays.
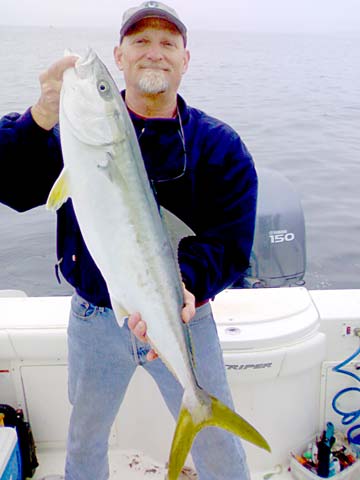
[[47, 49, 270, 479]]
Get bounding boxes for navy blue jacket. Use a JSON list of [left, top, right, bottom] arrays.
[[0, 94, 257, 305]]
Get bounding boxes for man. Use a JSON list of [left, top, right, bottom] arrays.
[[0, 2, 257, 479]]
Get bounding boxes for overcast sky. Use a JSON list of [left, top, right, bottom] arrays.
[[2, 0, 360, 33]]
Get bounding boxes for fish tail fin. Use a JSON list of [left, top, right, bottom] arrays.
[[167, 391, 270, 480]]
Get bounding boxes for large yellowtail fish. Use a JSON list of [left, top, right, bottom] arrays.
[[47, 49, 270, 479]]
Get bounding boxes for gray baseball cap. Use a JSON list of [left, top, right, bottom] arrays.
[[120, 1, 187, 46]]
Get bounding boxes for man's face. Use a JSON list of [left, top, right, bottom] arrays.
[[114, 18, 190, 96]]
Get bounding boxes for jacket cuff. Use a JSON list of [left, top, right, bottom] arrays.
[[16, 107, 55, 137]]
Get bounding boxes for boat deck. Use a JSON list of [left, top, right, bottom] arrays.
[[33, 448, 294, 480], [2, 288, 360, 480]]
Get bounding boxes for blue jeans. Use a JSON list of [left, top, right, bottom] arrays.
[[65, 293, 249, 480]]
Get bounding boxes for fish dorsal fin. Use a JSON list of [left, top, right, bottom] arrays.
[[46, 168, 71, 211], [110, 296, 129, 327], [161, 207, 195, 252]]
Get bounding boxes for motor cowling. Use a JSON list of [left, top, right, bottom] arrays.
[[236, 168, 306, 288]]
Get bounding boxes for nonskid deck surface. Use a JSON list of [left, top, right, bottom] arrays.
[[34, 449, 198, 480], [33, 449, 293, 480]]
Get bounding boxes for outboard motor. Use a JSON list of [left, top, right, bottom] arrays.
[[237, 168, 306, 288]]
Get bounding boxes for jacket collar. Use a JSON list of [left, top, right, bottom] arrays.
[[120, 90, 190, 125]]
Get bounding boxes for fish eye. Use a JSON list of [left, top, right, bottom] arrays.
[[97, 79, 113, 101], [98, 80, 109, 93]]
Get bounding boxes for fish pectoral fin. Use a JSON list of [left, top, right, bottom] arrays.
[[46, 168, 71, 211], [110, 296, 129, 327], [167, 391, 271, 480]]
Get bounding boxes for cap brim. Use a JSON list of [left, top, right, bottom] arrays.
[[120, 8, 187, 43]]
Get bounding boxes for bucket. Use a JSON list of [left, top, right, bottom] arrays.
[[348, 425, 360, 459], [0, 427, 22, 480]]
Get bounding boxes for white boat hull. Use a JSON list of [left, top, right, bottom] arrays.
[[1, 287, 360, 479]]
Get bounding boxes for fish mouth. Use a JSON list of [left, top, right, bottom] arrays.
[[75, 48, 97, 79]]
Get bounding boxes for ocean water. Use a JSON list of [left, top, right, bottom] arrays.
[[0, 26, 359, 296]]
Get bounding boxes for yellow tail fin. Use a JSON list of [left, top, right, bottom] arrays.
[[167, 394, 270, 480]]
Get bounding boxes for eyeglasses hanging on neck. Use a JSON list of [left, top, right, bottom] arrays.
[[137, 106, 187, 183]]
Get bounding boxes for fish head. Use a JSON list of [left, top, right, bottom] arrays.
[[61, 49, 127, 147]]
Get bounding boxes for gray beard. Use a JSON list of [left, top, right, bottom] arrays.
[[138, 70, 169, 94]]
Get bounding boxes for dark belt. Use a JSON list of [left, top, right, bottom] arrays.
[[195, 299, 210, 308]]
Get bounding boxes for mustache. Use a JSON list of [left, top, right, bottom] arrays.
[[139, 63, 169, 70]]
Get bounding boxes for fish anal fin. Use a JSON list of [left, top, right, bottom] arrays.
[[167, 391, 270, 480], [46, 168, 71, 211], [149, 339, 180, 383], [110, 296, 129, 327]]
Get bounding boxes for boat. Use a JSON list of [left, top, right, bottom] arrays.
[[1, 170, 359, 479]]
